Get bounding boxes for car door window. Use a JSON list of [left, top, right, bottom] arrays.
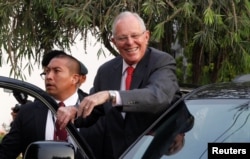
[[121, 100, 194, 159]]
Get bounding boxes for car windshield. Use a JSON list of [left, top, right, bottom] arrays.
[[121, 100, 194, 159], [167, 99, 250, 159], [121, 98, 250, 159]]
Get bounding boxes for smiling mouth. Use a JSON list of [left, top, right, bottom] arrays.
[[126, 47, 138, 53]]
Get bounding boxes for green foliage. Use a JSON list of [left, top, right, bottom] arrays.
[[181, 0, 250, 84], [201, 63, 215, 84], [175, 56, 184, 82], [176, 55, 193, 84], [0, 0, 250, 85], [151, 22, 165, 42], [204, 7, 215, 25], [185, 63, 193, 83]]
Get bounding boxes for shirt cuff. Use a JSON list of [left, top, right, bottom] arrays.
[[113, 91, 122, 106]]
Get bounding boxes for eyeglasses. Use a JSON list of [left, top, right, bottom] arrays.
[[40, 71, 80, 80], [114, 31, 146, 43], [40, 72, 46, 80]]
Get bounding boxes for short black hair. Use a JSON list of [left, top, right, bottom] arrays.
[[42, 50, 88, 75], [42, 50, 66, 67]]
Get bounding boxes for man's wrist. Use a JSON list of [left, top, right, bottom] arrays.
[[108, 90, 116, 104], [69, 106, 78, 120]]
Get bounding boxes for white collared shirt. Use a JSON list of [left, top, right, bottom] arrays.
[[113, 60, 136, 117], [115, 60, 136, 104], [45, 91, 79, 143]]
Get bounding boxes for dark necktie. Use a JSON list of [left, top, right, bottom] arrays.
[[126, 66, 134, 90], [54, 102, 67, 141]]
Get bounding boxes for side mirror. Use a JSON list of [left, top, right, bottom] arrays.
[[23, 141, 75, 159]]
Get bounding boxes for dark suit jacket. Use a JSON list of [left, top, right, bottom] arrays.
[[79, 47, 180, 158], [0, 90, 88, 159], [0, 101, 48, 159]]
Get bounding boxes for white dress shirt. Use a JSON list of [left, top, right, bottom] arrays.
[[113, 60, 136, 117], [45, 91, 79, 147]]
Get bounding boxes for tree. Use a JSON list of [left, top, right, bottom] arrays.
[[1, 0, 250, 84]]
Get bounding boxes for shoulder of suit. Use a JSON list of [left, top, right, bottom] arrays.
[[149, 47, 168, 55], [98, 55, 122, 72], [78, 89, 88, 101], [148, 47, 174, 59]]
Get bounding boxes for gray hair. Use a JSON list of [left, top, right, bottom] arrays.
[[111, 11, 146, 36]]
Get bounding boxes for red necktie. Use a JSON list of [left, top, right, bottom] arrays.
[[54, 102, 67, 141], [126, 66, 134, 90]]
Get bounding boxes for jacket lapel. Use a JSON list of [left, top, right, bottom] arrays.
[[131, 49, 151, 89], [35, 103, 49, 139], [109, 58, 123, 90]]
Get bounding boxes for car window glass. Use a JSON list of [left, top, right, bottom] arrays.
[[167, 99, 250, 159], [122, 101, 195, 159]]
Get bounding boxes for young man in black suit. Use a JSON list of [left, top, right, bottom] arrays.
[[0, 51, 88, 159]]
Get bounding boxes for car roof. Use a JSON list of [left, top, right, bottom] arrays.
[[186, 81, 250, 99], [232, 74, 250, 83]]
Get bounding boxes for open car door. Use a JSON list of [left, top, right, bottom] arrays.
[[0, 76, 95, 159]]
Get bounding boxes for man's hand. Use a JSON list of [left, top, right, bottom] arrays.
[[56, 90, 110, 129], [78, 91, 110, 118], [56, 106, 77, 129], [11, 111, 18, 121]]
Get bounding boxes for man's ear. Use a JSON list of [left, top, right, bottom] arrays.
[[79, 75, 86, 84], [144, 30, 150, 43], [111, 37, 116, 45], [72, 74, 80, 84]]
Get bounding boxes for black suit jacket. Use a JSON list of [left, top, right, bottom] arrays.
[[78, 47, 180, 158], [0, 101, 48, 159], [0, 90, 88, 159]]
